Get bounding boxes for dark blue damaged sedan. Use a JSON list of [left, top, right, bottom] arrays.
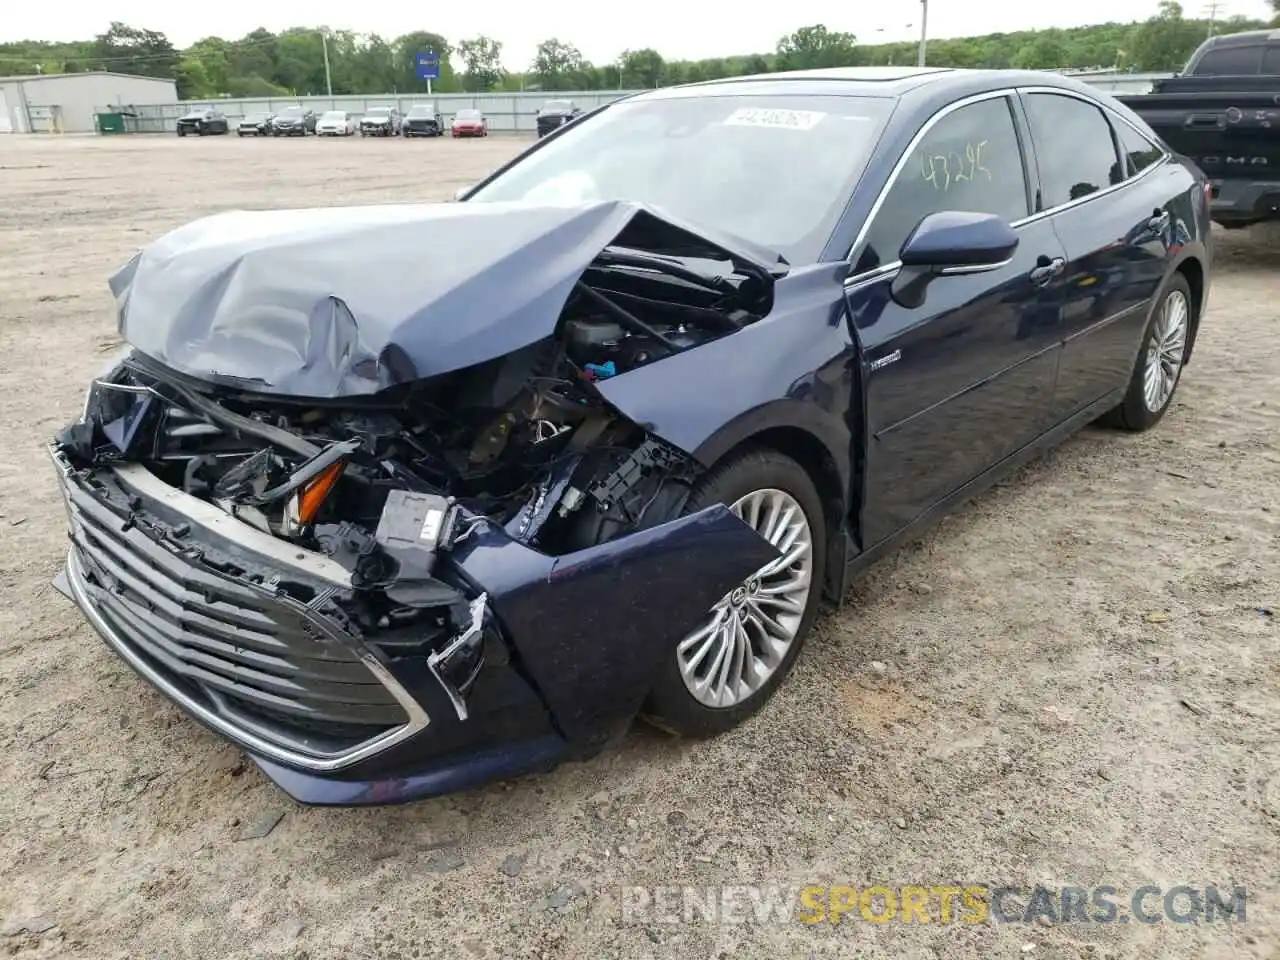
[[50, 67, 1213, 806]]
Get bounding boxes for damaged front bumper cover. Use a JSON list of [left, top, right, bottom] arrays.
[[49, 447, 777, 806]]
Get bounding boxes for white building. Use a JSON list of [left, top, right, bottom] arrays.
[[0, 72, 177, 134]]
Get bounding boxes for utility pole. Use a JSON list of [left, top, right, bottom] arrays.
[[917, 0, 929, 67], [1203, 0, 1224, 38], [321, 29, 333, 96]]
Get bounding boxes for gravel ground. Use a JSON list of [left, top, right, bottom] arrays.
[[0, 135, 1276, 960]]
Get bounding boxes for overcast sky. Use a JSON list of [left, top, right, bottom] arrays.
[[4, 0, 1274, 69]]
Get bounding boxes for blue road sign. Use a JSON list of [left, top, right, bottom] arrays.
[[415, 51, 441, 81]]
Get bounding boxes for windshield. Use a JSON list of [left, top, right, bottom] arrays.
[[280, 106, 304, 117], [321, 111, 345, 121], [456, 109, 481, 120], [367, 107, 392, 116], [468, 94, 892, 263], [407, 105, 435, 117]]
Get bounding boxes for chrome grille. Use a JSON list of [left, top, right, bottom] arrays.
[[61, 465, 410, 757]]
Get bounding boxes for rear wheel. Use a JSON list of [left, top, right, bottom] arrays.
[[639, 448, 827, 738], [1100, 274, 1192, 431]]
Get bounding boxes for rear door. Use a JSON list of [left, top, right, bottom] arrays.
[[845, 92, 1068, 547], [1017, 89, 1175, 418]]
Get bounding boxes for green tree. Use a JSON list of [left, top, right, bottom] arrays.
[[532, 38, 585, 91], [739, 54, 770, 75], [458, 36, 505, 92], [1013, 33, 1068, 69], [619, 48, 664, 88], [1129, 2, 1207, 71], [92, 22, 178, 78], [776, 24, 859, 71]]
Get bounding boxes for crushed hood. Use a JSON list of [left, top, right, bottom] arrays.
[[111, 200, 782, 399]]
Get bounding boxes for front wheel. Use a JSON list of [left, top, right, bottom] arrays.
[[1100, 274, 1193, 431], [640, 448, 827, 738]]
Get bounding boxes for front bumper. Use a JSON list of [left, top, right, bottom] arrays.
[[50, 448, 774, 805], [361, 124, 393, 136], [536, 117, 570, 137]]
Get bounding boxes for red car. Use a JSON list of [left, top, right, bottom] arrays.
[[451, 109, 488, 138]]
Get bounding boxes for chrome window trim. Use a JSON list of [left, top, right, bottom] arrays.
[[844, 83, 1171, 288]]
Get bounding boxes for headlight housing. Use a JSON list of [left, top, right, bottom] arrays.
[[80, 345, 136, 422]]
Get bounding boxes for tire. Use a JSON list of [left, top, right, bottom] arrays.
[[177, 128, 186, 137], [638, 448, 828, 738], [1099, 273, 1193, 432]]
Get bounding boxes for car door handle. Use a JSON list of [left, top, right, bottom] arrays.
[[1029, 257, 1065, 286]]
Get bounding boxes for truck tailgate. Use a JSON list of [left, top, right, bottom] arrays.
[[1116, 91, 1280, 175]]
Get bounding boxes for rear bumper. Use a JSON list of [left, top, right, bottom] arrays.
[[1209, 178, 1280, 225], [49, 447, 774, 805]]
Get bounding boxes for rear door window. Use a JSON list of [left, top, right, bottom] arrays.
[[1022, 93, 1123, 209]]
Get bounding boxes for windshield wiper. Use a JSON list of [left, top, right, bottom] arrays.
[[594, 247, 737, 295]]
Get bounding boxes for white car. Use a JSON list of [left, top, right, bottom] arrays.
[[316, 111, 357, 136]]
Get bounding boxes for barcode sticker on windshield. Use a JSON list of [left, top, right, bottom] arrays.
[[722, 107, 826, 130]]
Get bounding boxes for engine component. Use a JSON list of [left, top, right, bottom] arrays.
[[374, 489, 459, 575]]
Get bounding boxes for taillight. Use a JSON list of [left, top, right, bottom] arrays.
[[1203, 181, 1214, 205]]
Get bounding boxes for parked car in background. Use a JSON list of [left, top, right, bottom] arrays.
[[536, 99, 583, 137], [1117, 29, 1280, 229], [451, 108, 488, 137], [237, 111, 275, 137], [360, 106, 403, 137], [176, 107, 229, 137], [403, 104, 443, 137], [317, 110, 358, 136], [48, 68, 1212, 806], [272, 105, 317, 137]]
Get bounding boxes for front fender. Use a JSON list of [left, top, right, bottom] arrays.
[[690, 398, 852, 496]]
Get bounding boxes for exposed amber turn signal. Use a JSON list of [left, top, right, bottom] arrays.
[[297, 460, 345, 524]]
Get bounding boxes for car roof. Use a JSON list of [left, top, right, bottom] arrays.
[[628, 67, 1113, 104], [1197, 28, 1280, 48]]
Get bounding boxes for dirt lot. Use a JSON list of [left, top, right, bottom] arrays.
[[0, 135, 1276, 960]]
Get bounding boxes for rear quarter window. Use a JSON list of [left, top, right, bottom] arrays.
[[1193, 45, 1263, 75]]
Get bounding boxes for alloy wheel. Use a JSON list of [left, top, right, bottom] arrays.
[[1143, 289, 1189, 413], [675, 488, 814, 708]]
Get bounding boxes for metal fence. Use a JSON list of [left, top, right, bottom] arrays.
[[114, 91, 641, 134], [104, 72, 1170, 134]]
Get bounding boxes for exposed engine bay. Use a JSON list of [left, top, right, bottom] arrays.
[[58, 245, 772, 581]]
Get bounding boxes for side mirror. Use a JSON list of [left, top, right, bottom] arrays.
[[891, 211, 1018, 308]]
